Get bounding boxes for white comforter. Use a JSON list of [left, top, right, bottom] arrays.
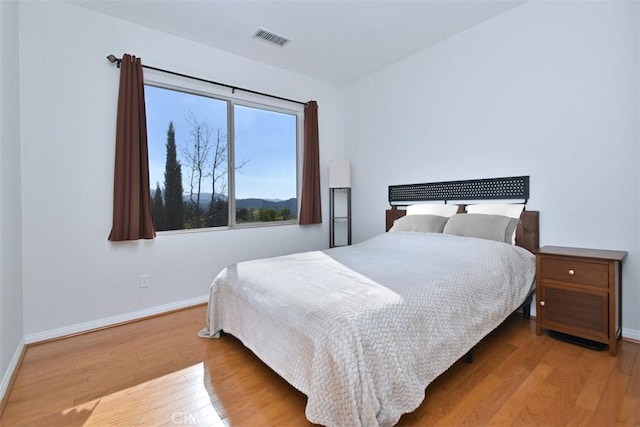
[[199, 232, 536, 427]]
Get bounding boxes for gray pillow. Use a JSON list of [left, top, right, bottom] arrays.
[[443, 214, 520, 243], [389, 214, 449, 233]]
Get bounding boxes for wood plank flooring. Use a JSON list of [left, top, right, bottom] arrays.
[[1, 305, 638, 426]]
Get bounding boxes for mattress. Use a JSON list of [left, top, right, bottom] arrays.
[[199, 231, 536, 427]]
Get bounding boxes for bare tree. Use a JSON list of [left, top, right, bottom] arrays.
[[209, 127, 227, 201], [182, 111, 212, 227], [208, 128, 249, 203], [182, 111, 251, 228]]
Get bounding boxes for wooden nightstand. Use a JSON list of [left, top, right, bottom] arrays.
[[536, 246, 627, 356]]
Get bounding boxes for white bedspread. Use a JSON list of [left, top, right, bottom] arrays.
[[199, 232, 535, 427]]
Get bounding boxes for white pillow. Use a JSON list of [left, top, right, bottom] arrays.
[[465, 203, 524, 218], [464, 203, 524, 244], [405, 203, 459, 217]]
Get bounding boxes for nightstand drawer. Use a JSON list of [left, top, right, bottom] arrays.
[[540, 257, 608, 287]]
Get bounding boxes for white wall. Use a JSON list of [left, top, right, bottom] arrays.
[[346, 1, 640, 337], [0, 0, 25, 399], [19, 1, 345, 338]]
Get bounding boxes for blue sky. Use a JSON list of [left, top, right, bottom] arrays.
[[145, 85, 297, 201]]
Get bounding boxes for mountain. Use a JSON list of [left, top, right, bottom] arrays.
[[167, 192, 297, 215]]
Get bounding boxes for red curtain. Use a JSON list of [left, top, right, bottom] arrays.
[[299, 101, 322, 225], [108, 54, 155, 241]]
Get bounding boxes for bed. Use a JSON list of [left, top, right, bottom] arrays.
[[199, 176, 539, 427]]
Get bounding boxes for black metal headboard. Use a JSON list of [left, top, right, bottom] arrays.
[[388, 176, 529, 205]]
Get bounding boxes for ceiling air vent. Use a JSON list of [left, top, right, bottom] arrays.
[[252, 27, 292, 47]]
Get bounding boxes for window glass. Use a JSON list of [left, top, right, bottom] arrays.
[[234, 105, 298, 224], [144, 84, 298, 232]]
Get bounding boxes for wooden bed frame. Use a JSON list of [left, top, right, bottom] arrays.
[[206, 176, 540, 423]]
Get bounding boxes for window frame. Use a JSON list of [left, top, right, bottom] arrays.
[[144, 71, 303, 234]]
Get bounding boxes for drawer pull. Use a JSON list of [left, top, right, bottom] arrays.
[[568, 269, 575, 275], [539, 301, 546, 307]]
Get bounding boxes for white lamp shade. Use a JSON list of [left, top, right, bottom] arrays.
[[329, 160, 351, 188]]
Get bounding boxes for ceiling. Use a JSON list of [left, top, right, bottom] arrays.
[[72, 0, 526, 85]]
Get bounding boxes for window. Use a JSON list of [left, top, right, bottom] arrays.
[[144, 84, 299, 232]]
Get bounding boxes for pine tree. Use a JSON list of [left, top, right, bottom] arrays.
[[152, 183, 166, 231], [163, 122, 184, 230]]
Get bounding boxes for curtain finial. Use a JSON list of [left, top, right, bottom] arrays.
[[106, 54, 122, 68]]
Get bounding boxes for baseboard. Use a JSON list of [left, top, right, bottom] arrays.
[[24, 295, 208, 344], [0, 339, 26, 417], [622, 327, 640, 343], [19, 296, 640, 346]]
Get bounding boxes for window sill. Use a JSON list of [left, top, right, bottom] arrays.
[[155, 219, 299, 236]]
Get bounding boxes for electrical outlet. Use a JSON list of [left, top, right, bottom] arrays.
[[139, 274, 150, 288]]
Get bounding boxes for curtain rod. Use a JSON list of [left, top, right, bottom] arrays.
[[106, 54, 307, 106]]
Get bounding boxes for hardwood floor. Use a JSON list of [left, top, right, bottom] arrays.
[[1, 305, 638, 426]]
